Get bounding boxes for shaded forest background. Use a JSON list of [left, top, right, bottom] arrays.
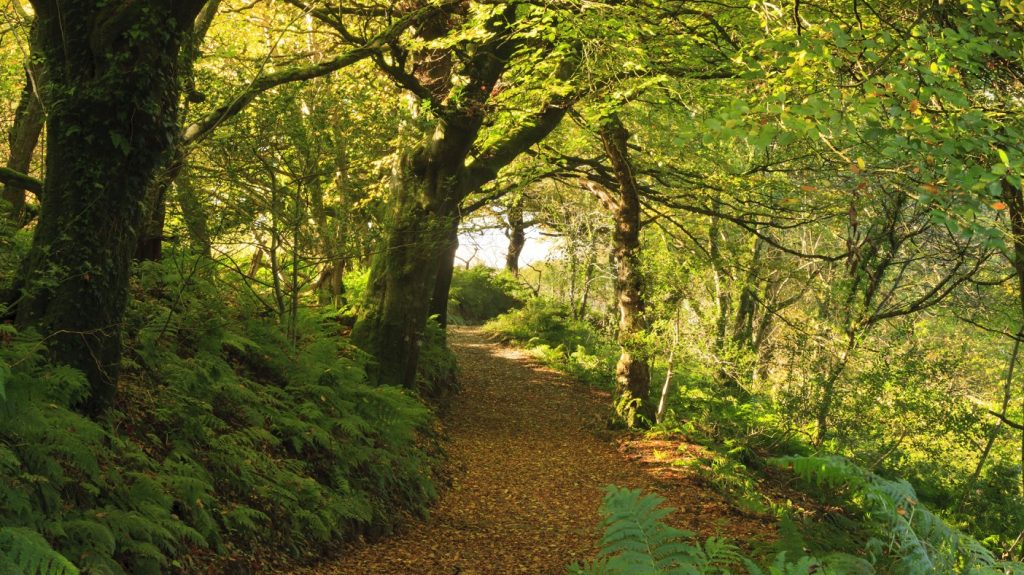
[[1, 0, 1024, 573]]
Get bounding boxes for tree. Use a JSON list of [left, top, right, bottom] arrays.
[[14, 0, 209, 412], [1, 17, 44, 226], [349, 2, 580, 388], [596, 113, 655, 427]]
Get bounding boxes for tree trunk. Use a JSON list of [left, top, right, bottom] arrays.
[[656, 313, 680, 423], [732, 237, 763, 349], [2, 27, 45, 225], [175, 164, 213, 257], [313, 145, 348, 307], [505, 197, 526, 275], [814, 331, 856, 445], [135, 0, 221, 261], [710, 213, 732, 351], [317, 264, 346, 306], [577, 243, 597, 319], [429, 223, 460, 330], [135, 168, 174, 261], [15, 0, 206, 413], [708, 197, 740, 393], [353, 3, 575, 387], [599, 114, 654, 428], [1003, 178, 1024, 493], [351, 161, 456, 388]]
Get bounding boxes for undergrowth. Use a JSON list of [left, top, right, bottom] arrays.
[[485, 298, 1023, 574], [447, 267, 524, 325], [484, 298, 616, 386], [0, 256, 439, 574], [574, 483, 1024, 575]]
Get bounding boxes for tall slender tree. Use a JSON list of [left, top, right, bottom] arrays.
[[596, 113, 654, 426]]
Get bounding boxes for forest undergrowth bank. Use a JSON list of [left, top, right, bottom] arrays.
[[2, 1, 1024, 573], [0, 254, 454, 575]]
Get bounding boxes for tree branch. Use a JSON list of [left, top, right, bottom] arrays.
[[988, 409, 1024, 431], [181, 1, 456, 145], [0, 167, 42, 196]]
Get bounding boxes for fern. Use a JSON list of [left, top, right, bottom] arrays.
[[774, 455, 1024, 575], [571, 485, 741, 575], [0, 527, 78, 575], [572, 486, 893, 575], [0, 255, 440, 573]]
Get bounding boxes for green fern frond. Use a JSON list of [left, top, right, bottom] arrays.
[[575, 486, 722, 575], [773, 456, 1013, 575], [0, 527, 78, 575]]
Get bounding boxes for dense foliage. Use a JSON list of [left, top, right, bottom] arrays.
[[0, 256, 440, 573], [2, 0, 1024, 571], [447, 267, 524, 325]]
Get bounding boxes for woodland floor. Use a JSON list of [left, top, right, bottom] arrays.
[[287, 327, 776, 575]]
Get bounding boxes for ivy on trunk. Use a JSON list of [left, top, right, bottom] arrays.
[[15, 0, 207, 413], [597, 114, 654, 428]]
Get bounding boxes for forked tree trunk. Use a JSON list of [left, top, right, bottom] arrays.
[[353, 3, 576, 388], [15, 0, 206, 413], [599, 114, 654, 428], [351, 157, 457, 388]]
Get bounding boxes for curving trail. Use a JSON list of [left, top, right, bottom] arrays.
[[287, 327, 772, 575]]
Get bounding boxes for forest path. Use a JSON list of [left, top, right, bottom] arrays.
[[289, 326, 773, 575]]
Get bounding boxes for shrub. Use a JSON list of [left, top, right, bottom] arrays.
[[447, 267, 524, 325], [483, 298, 617, 386]]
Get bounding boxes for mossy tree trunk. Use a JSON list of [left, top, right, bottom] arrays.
[[135, 0, 221, 261], [15, 0, 207, 413], [598, 114, 655, 428], [430, 223, 460, 330], [352, 166, 459, 388], [175, 164, 213, 257]]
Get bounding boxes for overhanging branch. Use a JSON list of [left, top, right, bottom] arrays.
[[181, 1, 457, 145]]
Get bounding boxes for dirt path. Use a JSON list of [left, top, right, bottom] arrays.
[[289, 327, 773, 575]]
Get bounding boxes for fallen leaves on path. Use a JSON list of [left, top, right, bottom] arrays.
[[284, 327, 774, 575]]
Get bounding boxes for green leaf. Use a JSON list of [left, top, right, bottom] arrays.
[[998, 148, 1010, 167], [110, 132, 133, 155]]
